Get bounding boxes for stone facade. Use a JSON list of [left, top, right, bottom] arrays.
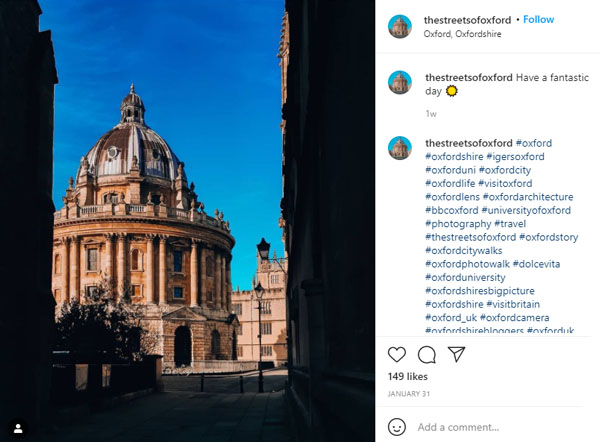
[[280, 2, 375, 441], [231, 246, 288, 366], [390, 17, 409, 38], [390, 72, 409, 93], [0, 0, 58, 435], [52, 86, 238, 372], [390, 138, 409, 159]]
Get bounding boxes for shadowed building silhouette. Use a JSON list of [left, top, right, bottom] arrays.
[[280, 1, 375, 441], [0, 0, 58, 436]]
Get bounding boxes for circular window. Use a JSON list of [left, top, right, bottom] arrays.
[[152, 148, 160, 159], [107, 146, 119, 159]]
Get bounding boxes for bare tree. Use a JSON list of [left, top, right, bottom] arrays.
[[55, 273, 159, 363]]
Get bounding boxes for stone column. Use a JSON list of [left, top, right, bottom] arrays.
[[200, 244, 207, 307], [190, 240, 199, 307], [221, 252, 227, 311], [226, 255, 232, 312], [69, 236, 80, 302], [146, 234, 155, 304], [104, 233, 114, 285], [159, 235, 167, 304], [61, 238, 69, 303], [215, 251, 222, 309], [117, 233, 127, 302]]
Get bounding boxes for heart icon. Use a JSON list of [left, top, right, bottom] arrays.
[[388, 346, 406, 363]]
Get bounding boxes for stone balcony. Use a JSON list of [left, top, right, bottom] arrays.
[[54, 202, 230, 233]]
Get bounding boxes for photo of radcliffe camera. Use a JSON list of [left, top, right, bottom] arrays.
[[388, 15, 412, 38], [388, 136, 412, 160], [388, 70, 412, 95], [0, 1, 375, 441]]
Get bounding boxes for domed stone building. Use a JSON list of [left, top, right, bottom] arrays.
[[390, 137, 409, 159], [390, 72, 409, 94], [52, 84, 238, 372], [390, 16, 409, 38]]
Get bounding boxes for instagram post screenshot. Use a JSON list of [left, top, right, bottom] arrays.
[[2, 0, 599, 441], [0, 0, 374, 441]]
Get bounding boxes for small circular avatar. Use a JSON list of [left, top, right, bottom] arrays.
[[388, 136, 412, 160], [388, 15, 412, 39], [7, 418, 28, 440], [446, 85, 458, 97], [388, 418, 407, 436], [388, 71, 412, 95]]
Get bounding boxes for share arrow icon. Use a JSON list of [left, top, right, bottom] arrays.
[[448, 347, 465, 363]]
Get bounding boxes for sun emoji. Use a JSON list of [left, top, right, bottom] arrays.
[[446, 85, 458, 97]]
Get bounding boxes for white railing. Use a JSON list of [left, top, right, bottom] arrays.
[[128, 204, 146, 214], [175, 208, 188, 218], [167, 207, 189, 219], [79, 205, 102, 215]]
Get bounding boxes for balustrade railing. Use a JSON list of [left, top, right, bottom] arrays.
[[128, 204, 146, 214], [79, 205, 102, 215], [175, 208, 188, 218], [56, 203, 229, 232]]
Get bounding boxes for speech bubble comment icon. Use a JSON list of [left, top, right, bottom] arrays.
[[388, 347, 406, 363], [418, 346, 436, 364]]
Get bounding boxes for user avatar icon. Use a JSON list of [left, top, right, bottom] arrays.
[[388, 418, 407, 436], [388, 136, 412, 160], [388, 15, 412, 39], [388, 71, 412, 95], [7, 418, 27, 439]]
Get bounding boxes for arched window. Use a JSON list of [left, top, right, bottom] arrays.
[[131, 248, 143, 271], [211, 329, 221, 358], [54, 254, 61, 274], [150, 194, 161, 205], [104, 193, 119, 204]]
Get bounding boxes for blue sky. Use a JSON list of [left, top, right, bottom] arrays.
[[39, 0, 285, 290]]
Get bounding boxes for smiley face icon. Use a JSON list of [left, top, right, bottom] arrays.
[[388, 418, 406, 436]]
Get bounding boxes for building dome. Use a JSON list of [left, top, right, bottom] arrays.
[[77, 84, 185, 182], [121, 83, 145, 110], [53, 84, 237, 373]]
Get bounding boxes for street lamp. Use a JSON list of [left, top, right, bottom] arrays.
[[256, 237, 287, 274], [257, 238, 270, 261], [256, 238, 289, 374], [254, 281, 265, 393]]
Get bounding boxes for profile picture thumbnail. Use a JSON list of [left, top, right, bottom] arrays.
[[388, 15, 412, 38], [388, 136, 412, 160], [388, 71, 412, 95]]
